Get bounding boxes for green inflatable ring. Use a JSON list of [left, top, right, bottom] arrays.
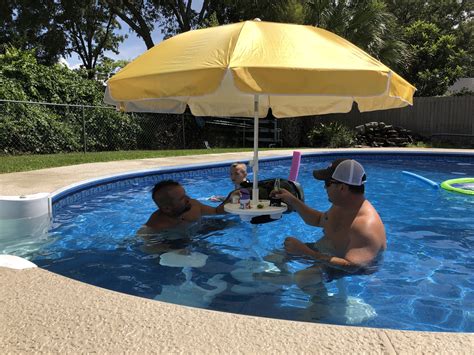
[[440, 178, 474, 195]]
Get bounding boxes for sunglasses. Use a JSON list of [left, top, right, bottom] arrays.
[[324, 179, 342, 188]]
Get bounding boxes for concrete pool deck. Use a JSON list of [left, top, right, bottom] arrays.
[[1, 148, 473, 353]]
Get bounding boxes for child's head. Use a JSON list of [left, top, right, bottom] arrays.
[[230, 162, 248, 187]]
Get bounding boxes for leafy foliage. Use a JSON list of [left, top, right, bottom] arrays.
[[307, 122, 355, 148], [0, 47, 141, 154], [403, 21, 467, 96], [1, 0, 125, 72], [105, 0, 164, 46], [385, 0, 473, 93], [0, 0, 67, 65], [136, 113, 186, 149], [0, 102, 80, 154], [0, 48, 94, 104], [305, 0, 409, 71], [59, 0, 125, 78], [83, 108, 140, 151], [94, 58, 131, 83]]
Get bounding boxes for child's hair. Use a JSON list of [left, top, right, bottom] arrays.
[[231, 162, 247, 171]]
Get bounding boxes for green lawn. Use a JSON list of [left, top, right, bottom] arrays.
[[0, 149, 269, 174]]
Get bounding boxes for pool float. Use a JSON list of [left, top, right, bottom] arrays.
[[154, 267, 227, 307], [0, 255, 37, 269], [159, 250, 208, 268], [288, 151, 301, 182], [440, 177, 474, 195], [402, 171, 438, 189]]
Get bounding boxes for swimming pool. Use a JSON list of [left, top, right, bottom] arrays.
[[5, 153, 474, 332]]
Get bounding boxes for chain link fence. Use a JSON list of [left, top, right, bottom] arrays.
[[0, 99, 283, 155]]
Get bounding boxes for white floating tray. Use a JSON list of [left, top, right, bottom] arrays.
[[224, 200, 287, 221]]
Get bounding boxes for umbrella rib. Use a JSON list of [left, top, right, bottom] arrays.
[[226, 21, 248, 70]]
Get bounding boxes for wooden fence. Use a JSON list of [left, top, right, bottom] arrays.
[[317, 96, 473, 138], [282, 96, 474, 145]]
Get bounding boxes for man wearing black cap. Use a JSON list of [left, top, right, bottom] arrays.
[[271, 158, 386, 288]]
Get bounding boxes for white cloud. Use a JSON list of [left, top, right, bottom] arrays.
[[58, 56, 82, 70]]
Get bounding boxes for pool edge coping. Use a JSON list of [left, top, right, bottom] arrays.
[[50, 147, 474, 204], [1, 148, 473, 353]]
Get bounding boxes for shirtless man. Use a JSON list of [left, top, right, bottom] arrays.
[[144, 180, 228, 232], [268, 159, 386, 290], [138, 180, 230, 253]]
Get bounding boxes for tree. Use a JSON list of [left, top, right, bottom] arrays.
[[304, 0, 409, 71], [459, 18, 474, 77], [159, 0, 212, 37], [0, 47, 140, 154], [59, 0, 125, 78], [94, 57, 130, 82], [105, 0, 161, 49], [0, 0, 126, 72], [0, 0, 67, 65], [271, 0, 307, 24], [386, 0, 473, 87], [105, 0, 295, 44], [403, 21, 467, 96], [205, 0, 302, 27], [385, 0, 472, 30], [0, 0, 16, 50]]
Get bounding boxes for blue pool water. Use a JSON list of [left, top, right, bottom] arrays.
[[22, 155, 474, 332]]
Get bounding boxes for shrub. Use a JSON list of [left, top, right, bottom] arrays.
[[0, 47, 142, 154], [0, 103, 80, 154], [84, 108, 141, 151], [307, 122, 355, 148]]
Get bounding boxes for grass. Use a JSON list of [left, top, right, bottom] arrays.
[[3, 144, 470, 174], [0, 149, 270, 174], [407, 141, 473, 149]]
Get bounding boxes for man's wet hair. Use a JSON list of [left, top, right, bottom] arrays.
[[152, 180, 181, 206]]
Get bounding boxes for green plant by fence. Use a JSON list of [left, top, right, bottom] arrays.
[[1, 95, 472, 155], [0, 99, 283, 155]]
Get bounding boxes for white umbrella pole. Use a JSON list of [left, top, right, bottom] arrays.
[[252, 95, 259, 205]]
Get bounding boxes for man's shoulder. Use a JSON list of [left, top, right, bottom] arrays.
[[187, 198, 206, 210], [145, 210, 172, 231], [144, 221, 167, 232], [146, 210, 160, 223], [188, 199, 207, 213], [357, 200, 383, 222], [352, 206, 386, 244], [189, 198, 202, 206]]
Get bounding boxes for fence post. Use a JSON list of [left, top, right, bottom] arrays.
[[82, 105, 87, 154]]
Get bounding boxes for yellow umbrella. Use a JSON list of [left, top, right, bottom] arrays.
[[105, 19, 415, 203]]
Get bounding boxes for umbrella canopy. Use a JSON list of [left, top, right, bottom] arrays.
[[104, 20, 415, 203]]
